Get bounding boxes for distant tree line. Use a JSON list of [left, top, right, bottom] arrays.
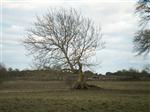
[[1, 62, 150, 83], [106, 68, 150, 76], [105, 68, 150, 81]]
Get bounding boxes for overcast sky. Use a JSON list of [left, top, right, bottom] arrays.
[[1, 0, 150, 73]]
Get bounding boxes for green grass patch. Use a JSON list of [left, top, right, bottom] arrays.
[[0, 81, 150, 112]]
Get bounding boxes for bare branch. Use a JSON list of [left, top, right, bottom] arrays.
[[23, 8, 104, 73]]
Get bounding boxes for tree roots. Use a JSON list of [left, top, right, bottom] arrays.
[[72, 81, 101, 90]]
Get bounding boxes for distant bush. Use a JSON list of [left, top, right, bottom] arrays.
[[0, 63, 7, 84]]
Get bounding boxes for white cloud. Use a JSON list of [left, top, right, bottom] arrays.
[[2, 0, 64, 11], [95, 49, 149, 73], [3, 2, 36, 10], [6, 25, 24, 33], [2, 25, 25, 44]]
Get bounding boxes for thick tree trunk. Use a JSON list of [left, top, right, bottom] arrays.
[[72, 62, 100, 89], [77, 71, 84, 82], [73, 67, 88, 89]]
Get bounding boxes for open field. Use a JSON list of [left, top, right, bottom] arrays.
[[0, 81, 150, 112]]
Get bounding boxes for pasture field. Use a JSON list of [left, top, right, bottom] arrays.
[[0, 81, 150, 112]]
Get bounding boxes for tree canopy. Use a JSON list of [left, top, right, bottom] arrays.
[[24, 8, 104, 72]]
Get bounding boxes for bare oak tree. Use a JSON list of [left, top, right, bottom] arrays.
[[24, 8, 104, 89]]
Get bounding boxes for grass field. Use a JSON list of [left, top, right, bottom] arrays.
[[0, 81, 150, 112]]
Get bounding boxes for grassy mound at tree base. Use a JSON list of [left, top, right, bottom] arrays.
[[72, 82, 102, 90]]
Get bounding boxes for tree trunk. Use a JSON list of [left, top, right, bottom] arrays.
[[72, 63, 88, 89], [77, 70, 84, 82]]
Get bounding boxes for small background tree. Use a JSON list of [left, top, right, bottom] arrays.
[[134, 0, 150, 55], [24, 8, 104, 89]]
